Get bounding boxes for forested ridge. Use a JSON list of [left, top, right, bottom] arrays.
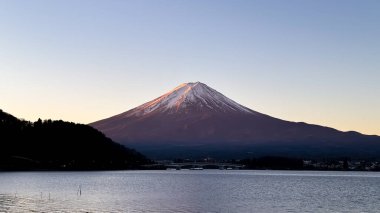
[[0, 110, 150, 170]]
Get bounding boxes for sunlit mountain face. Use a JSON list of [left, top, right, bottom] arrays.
[[91, 82, 380, 160]]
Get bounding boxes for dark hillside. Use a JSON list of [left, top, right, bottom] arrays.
[[0, 110, 150, 170]]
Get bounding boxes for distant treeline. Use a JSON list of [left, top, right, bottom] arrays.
[[0, 110, 150, 170], [239, 157, 304, 170]]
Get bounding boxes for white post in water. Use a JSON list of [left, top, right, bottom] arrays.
[[78, 185, 82, 196]]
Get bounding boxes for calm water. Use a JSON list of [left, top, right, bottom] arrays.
[[0, 170, 380, 212]]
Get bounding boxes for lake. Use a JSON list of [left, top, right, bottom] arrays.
[[0, 170, 380, 212]]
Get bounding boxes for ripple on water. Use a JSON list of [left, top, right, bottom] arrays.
[[1, 170, 380, 212]]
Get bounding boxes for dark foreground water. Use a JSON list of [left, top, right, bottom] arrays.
[[0, 170, 380, 212]]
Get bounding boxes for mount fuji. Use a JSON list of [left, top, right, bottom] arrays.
[[90, 82, 380, 159]]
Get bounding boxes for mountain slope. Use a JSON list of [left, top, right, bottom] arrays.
[[0, 110, 150, 170], [90, 82, 380, 159]]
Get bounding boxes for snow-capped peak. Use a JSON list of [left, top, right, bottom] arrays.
[[128, 82, 256, 116]]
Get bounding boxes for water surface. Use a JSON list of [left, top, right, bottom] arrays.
[[0, 170, 379, 212]]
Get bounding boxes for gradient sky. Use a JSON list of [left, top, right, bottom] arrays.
[[1, 0, 379, 135]]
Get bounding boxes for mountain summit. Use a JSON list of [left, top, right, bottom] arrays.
[[126, 82, 254, 116], [91, 82, 380, 160]]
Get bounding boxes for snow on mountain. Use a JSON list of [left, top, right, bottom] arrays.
[[126, 82, 255, 117]]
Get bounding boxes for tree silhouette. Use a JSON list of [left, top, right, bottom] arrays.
[[0, 110, 150, 170]]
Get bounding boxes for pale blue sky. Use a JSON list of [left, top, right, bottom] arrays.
[[1, 0, 379, 135]]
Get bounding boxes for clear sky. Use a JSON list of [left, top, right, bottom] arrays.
[[1, 0, 379, 135]]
